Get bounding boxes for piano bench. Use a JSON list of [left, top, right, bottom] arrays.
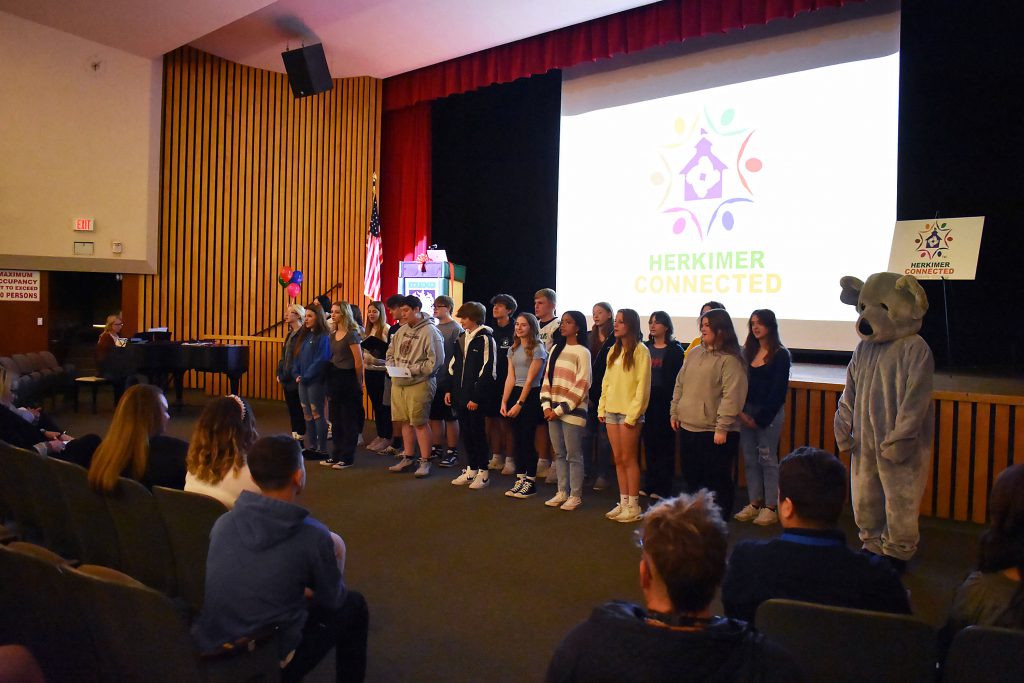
[[74, 376, 111, 414]]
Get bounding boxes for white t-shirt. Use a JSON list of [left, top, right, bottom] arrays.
[[538, 317, 559, 351], [184, 465, 260, 509]]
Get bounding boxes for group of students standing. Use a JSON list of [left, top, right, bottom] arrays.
[[275, 288, 792, 524]]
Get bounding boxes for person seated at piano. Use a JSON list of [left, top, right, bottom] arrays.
[[96, 313, 133, 403], [185, 394, 260, 508], [86, 384, 189, 492]]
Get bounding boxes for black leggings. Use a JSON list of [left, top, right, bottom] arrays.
[[642, 395, 677, 498], [509, 386, 543, 477], [680, 429, 739, 516], [364, 371, 392, 440], [283, 383, 306, 435], [327, 367, 363, 460], [457, 403, 490, 471]]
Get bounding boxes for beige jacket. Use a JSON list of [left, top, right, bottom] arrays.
[[669, 344, 748, 433]]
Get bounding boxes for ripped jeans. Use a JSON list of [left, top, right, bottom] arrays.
[[739, 404, 785, 507]]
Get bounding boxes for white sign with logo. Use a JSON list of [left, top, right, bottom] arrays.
[[888, 216, 984, 280], [0, 270, 41, 301]]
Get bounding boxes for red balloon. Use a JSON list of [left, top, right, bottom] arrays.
[[280, 266, 294, 281], [286, 282, 301, 298]]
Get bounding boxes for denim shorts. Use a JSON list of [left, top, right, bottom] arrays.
[[603, 412, 643, 425]]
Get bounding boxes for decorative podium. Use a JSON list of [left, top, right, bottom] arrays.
[[398, 258, 466, 311]]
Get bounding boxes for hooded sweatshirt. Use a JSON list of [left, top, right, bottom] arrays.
[[192, 491, 344, 657], [386, 313, 445, 387]]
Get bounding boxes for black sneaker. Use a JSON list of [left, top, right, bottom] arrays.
[[438, 448, 459, 468], [430, 445, 443, 460], [513, 477, 538, 499], [331, 458, 354, 470], [319, 457, 338, 467]]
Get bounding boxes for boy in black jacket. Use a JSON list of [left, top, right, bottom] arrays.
[[443, 301, 497, 489]]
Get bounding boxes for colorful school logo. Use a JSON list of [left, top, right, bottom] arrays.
[[652, 107, 763, 241], [915, 222, 953, 260]]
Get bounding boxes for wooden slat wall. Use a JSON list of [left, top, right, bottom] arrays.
[[135, 47, 381, 402], [776, 381, 1022, 523]]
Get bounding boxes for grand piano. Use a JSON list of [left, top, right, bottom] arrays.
[[108, 338, 249, 406]]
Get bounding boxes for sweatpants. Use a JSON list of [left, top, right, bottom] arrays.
[[680, 429, 740, 516], [457, 404, 490, 471]]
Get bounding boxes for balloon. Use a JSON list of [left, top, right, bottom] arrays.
[[286, 282, 301, 298], [290, 270, 303, 284], [280, 266, 293, 281], [277, 276, 288, 287]]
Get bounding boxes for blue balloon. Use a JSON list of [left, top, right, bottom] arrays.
[[290, 270, 303, 284]]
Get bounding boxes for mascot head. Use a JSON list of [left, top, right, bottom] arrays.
[[840, 272, 928, 343]]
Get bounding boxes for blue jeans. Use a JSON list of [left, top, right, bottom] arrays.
[[549, 419, 585, 497], [298, 378, 328, 452], [740, 405, 785, 507]]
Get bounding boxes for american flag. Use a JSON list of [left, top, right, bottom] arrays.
[[363, 189, 382, 301]]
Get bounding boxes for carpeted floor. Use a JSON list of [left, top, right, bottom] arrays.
[[55, 390, 983, 682]]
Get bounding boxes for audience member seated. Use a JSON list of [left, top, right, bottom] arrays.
[[0, 365, 76, 457], [192, 435, 369, 683], [946, 463, 1024, 632], [545, 490, 804, 683], [86, 384, 188, 492], [721, 446, 911, 623], [184, 395, 260, 508]]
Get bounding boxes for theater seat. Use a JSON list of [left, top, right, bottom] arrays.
[[943, 625, 1024, 683], [47, 456, 121, 568], [755, 598, 937, 683]]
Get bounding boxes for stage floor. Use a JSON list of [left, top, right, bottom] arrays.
[[792, 363, 1024, 398]]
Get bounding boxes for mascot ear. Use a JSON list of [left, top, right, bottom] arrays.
[[896, 274, 929, 319], [839, 276, 863, 307]]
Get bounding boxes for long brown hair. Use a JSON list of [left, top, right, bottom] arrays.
[[589, 302, 614, 358], [977, 464, 1024, 627], [186, 395, 257, 484], [702, 308, 743, 360], [293, 305, 329, 357], [510, 312, 541, 360], [365, 301, 388, 341], [88, 384, 166, 494], [607, 309, 643, 372], [742, 309, 784, 364]]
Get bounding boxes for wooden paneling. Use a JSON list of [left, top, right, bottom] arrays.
[[135, 48, 381, 402], [773, 380, 1023, 523]]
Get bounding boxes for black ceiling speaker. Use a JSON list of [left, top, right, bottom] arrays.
[[282, 43, 333, 98]]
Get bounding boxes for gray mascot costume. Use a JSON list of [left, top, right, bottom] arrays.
[[834, 272, 934, 571]]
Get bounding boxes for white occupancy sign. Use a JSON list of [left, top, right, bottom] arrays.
[[0, 270, 41, 301], [887, 216, 984, 280]]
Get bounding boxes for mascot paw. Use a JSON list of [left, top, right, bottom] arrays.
[[881, 440, 915, 464]]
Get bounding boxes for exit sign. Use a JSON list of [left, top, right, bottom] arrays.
[[74, 218, 95, 232]]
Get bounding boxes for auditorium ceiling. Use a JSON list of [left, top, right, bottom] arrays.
[[0, 0, 658, 77]]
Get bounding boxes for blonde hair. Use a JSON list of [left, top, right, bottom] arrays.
[[88, 384, 166, 494], [287, 303, 306, 320], [186, 396, 257, 484], [0, 367, 15, 404], [331, 301, 359, 334], [102, 314, 123, 335]]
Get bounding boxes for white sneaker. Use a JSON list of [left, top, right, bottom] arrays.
[[366, 437, 388, 452], [734, 504, 761, 522], [615, 503, 644, 523], [544, 468, 558, 485], [536, 459, 551, 478], [388, 456, 416, 473], [753, 507, 778, 526], [487, 454, 504, 470], [414, 460, 431, 478], [605, 504, 622, 519], [468, 471, 490, 489], [545, 491, 569, 507], [500, 458, 516, 476], [560, 496, 582, 511], [291, 431, 303, 441], [451, 467, 476, 485]]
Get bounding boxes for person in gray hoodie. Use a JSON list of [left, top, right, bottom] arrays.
[[385, 294, 445, 478], [192, 435, 368, 683]]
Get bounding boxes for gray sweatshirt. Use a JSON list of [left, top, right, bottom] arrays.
[[669, 344, 748, 433], [386, 313, 444, 387]]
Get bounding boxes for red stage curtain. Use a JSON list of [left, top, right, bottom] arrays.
[[383, 0, 858, 111], [379, 102, 431, 299]]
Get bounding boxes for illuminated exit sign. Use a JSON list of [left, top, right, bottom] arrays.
[[74, 218, 95, 232]]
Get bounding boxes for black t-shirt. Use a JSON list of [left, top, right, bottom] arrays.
[[491, 320, 516, 392]]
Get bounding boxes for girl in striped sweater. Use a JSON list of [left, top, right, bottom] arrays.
[[540, 311, 592, 510]]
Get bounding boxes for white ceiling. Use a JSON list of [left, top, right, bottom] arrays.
[[0, 0, 659, 78]]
